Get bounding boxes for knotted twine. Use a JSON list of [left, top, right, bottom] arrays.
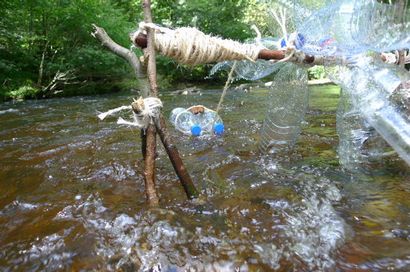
[[98, 97, 162, 129], [133, 22, 265, 66]]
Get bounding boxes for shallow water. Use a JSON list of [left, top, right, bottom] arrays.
[[0, 85, 409, 271]]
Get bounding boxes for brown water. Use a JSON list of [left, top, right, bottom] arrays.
[[0, 85, 409, 271]]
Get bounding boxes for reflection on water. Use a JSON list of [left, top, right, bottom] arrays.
[[0, 85, 409, 271]]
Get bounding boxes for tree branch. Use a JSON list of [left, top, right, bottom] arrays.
[[92, 24, 144, 80], [142, 0, 160, 206], [142, 0, 199, 201]]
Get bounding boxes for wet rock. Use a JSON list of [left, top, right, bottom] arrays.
[[171, 87, 201, 95]]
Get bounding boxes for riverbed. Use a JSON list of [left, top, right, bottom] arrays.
[[0, 85, 409, 271]]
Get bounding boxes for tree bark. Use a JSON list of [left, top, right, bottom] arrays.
[[142, 0, 160, 206], [143, 125, 159, 204], [92, 24, 144, 79], [37, 41, 48, 86], [154, 115, 199, 199], [92, 23, 158, 205], [142, 0, 198, 200]]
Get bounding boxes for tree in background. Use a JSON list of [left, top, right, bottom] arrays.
[[0, 0, 283, 100], [135, 0, 257, 85], [0, 0, 134, 99]]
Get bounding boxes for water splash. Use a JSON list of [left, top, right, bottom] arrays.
[[331, 57, 410, 166], [256, 161, 346, 270], [0, 108, 19, 115], [23, 233, 74, 270]]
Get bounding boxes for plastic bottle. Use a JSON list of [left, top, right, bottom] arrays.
[[170, 107, 224, 136], [351, 0, 410, 52], [169, 107, 186, 124], [296, 0, 409, 55], [336, 88, 392, 171], [334, 59, 410, 166], [259, 63, 309, 153]]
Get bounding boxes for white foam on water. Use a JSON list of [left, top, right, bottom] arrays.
[[0, 108, 19, 115], [256, 162, 346, 270], [86, 162, 137, 182], [282, 193, 345, 270], [49, 164, 347, 272], [356, 257, 410, 271], [21, 233, 74, 270], [53, 194, 250, 271], [0, 201, 39, 216]]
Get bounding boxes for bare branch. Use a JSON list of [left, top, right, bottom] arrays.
[[41, 70, 76, 96], [92, 24, 144, 79]]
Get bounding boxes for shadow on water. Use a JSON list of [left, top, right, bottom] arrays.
[[0, 85, 409, 271]]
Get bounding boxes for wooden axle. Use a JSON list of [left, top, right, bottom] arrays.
[[132, 33, 316, 64]]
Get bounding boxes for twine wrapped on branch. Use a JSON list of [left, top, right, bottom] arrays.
[[133, 23, 265, 66], [132, 24, 408, 67], [132, 23, 331, 65]]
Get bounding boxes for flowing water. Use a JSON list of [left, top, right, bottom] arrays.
[[0, 85, 409, 271]]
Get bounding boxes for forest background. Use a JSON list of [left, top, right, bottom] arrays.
[[1, 0, 334, 101]]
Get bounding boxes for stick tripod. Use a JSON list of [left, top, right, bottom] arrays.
[[140, 0, 198, 205], [93, 0, 199, 205]]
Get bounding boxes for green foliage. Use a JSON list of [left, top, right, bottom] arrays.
[[308, 65, 326, 80], [1, 0, 293, 98], [132, 0, 259, 85], [0, 0, 134, 99], [7, 85, 40, 100]]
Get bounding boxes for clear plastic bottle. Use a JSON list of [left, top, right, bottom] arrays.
[[259, 63, 309, 153], [351, 0, 410, 52], [336, 88, 392, 171], [169, 107, 186, 124], [170, 107, 224, 136], [334, 59, 410, 166], [295, 0, 409, 56]]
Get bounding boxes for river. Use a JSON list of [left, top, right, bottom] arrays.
[[0, 85, 409, 271]]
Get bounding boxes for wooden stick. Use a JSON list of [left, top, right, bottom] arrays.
[[92, 24, 144, 79], [133, 33, 289, 61], [141, 0, 199, 201], [131, 99, 199, 199], [92, 24, 157, 203], [144, 125, 158, 204], [154, 115, 199, 199], [142, 0, 159, 206], [133, 32, 402, 66]]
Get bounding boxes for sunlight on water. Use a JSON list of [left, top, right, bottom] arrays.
[[0, 87, 409, 271]]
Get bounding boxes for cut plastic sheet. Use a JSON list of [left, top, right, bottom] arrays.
[[210, 60, 286, 81], [351, 0, 410, 52], [293, 0, 410, 57], [333, 61, 410, 165], [210, 0, 410, 166], [336, 88, 392, 171]]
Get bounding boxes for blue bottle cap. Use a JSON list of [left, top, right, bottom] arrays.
[[191, 125, 201, 136], [213, 123, 224, 135], [295, 33, 305, 49], [280, 38, 287, 48]]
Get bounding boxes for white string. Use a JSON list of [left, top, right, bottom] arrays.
[[216, 61, 237, 113], [134, 23, 265, 66], [271, 7, 288, 42], [98, 105, 132, 120], [251, 25, 263, 47], [97, 97, 163, 129]]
